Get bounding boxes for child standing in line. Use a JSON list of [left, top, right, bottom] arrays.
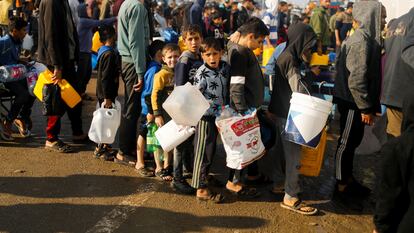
[[151, 43, 181, 182], [135, 40, 166, 177], [191, 38, 229, 203], [172, 24, 204, 194], [226, 17, 270, 197], [206, 12, 226, 49], [94, 25, 120, 160]]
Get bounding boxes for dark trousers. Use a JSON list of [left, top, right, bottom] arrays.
[[191, 118, 218, 189], [46, 62, 83, 142], [118, 62, 142, 156], [4, 79, 35, 122], [78, 52, 92, 94], [334, 103, 365, 182], [173, 136, 194, 181]]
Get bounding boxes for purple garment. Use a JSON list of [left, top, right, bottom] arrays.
[[77, 17, 116, 53]]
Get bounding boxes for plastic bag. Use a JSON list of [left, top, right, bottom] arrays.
[[155, 120, 195, 153], [26, 71, 38, 97], [0, 64, 27, 82], [88, 100, 122, 144], [215, 107, 265, 170]]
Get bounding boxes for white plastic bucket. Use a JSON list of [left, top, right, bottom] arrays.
[[155, 120, 195, 152], [284, 92, 333, 148], [88, 100, 121, 144]]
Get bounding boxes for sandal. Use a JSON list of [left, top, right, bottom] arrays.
[[135, 167, 154, 177], [280, 200, 318, 216], [161, 168, 173, 181], [45, 140, 73, 153], [197, 192, 225, 204], [244, 174, 273, 186], [114, 153, 136, 167], [227, 187, 261, 199]]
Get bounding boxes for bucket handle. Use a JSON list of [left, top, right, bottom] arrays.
[[298, 78, 318, 108]]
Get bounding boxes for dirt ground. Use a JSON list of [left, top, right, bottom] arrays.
[[0, 77, 381, 233]]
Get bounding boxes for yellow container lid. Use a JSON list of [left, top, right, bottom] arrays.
[[310, 53, 329, 67]]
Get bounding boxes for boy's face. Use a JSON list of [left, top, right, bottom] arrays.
[[184, 32, 202, 53], [201, 47, 222, 69], [212, 17, 223, 26], [11, 27, 27, 42], [154, 50, 163, 63], [245, 33, 264, 51], [162, 50, 180, 69]]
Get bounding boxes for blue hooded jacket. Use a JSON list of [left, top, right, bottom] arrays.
[[141, 61, 162, 115]]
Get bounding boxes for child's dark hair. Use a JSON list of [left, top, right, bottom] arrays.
[[162, 43, 180, 56], [211, 11, 222, 20], [148, 40, 166, 59], [8, 17, 27, 32], [98, 25, 116, 43], [238, 17, 270, 38], [200, 37, 222, 53], [181, 24, 202, 39]]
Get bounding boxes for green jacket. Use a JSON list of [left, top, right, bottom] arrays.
[[117, 0, 149, 79], [310, 7, 331, 46]]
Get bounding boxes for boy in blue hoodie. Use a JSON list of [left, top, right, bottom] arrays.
[[172, 24, 203, 194], [94, 25, 120, 160], [135, 40, 166, 177]]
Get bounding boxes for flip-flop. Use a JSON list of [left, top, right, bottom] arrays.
[[114, 154, 136, 167], [135, 167, 154, 177], [197, 192, 225, 204], [45, 140, 73, 153], [227, 187, 261, 199], [280, 200, 318, 215]]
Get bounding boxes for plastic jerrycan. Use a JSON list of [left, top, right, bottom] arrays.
[[88, 100, 122, 144], [33, 69, 82, 108], [162, 82, 210, 126]]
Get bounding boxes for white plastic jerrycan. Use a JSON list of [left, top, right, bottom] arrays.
[[88, 99, 122, 144], [155, 119, 196, 152], [162, 82, 210, 126]]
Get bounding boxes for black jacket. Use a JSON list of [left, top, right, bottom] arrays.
[[96, 47, 120, 101], [268, 23, 317, 119], [374, 92, 414, 233], [37, 0, 79, 67], [334, 1, 383, 114], [382, 8, 414, 109]]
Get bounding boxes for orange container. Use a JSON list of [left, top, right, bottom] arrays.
[[91, 31, 103, 53], [262, 46, 275, 67], [299, 128, 327, 177], [33, 69, 81, 108]]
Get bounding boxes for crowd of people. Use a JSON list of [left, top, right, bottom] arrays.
[[0, 0, 413, 232]]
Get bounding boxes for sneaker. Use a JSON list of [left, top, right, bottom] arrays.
[[72, 134, 91, 144], [13, 118, 30, 137], [171, 179, 196, 195]]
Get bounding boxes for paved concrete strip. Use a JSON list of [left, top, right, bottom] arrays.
[[86, 183, 156, 233]]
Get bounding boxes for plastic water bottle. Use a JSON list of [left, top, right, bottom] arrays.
[[146, 123, 160, 153], [26, 71, 38, 96], [0, 64, 27, 82]]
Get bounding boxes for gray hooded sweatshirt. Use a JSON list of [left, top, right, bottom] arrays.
[[334, 1, 383, 114]]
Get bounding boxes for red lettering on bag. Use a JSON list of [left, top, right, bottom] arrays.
[[230, 117, 259, 136]]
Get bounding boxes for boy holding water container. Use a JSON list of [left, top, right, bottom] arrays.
[[94, 25, 120, 160]]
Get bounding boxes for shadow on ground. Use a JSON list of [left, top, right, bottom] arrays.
[[0, 175, 151, 198], [0, 204, 268, 233]]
